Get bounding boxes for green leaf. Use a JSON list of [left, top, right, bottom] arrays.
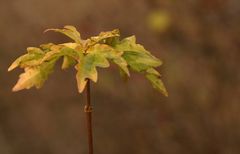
[[119, 68, 129, 81], [146, 74, 168, 96], [86, 29, 120, 47], [90, 29, 120, 42], [8, 49, 44, 71], [123, 51, 161, 72], [8, 54, 30, 71], [114, 36, 149, 54], [146, 68, 161, 76], [45, 25, 81, 43], [113, 35, 167, 96], [12, 58, 57, 92], [115, 36, 162, 60], [41, 46, 81, 63], [40, 43, 55, 52], [75, 52, 110, 93], [112, 57, 129, 76], [27, 47, 44, 54], [62, 56, 76, 69], [114, 35, 162, 73], [60, 43, 80, 49], [87, 44, 121, 58], [87, 44, 130, 76]]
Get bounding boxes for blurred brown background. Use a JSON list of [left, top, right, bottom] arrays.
[[0, 0, 240, 154]]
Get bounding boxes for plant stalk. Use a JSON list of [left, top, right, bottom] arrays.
[[85, 79, 93, 154]]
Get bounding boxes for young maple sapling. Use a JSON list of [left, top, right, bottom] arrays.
[[8, 25, 168, 154]]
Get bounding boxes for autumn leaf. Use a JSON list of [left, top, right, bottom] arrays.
[[114, 36, 162, 72], [12, 58, 58, 91], [123, 51, 161, 72], [8, 48, 45, 71], [113, 36, 162, 76], [113, 35, 167, 96], [76, 52, 110, 93], [9, 26, 167, 96], [40, 46, 81, 63], [40, 43, 55, 52], [89, 29, 120, 43], [87, 44, 130, 76], [62, 56, 76, 70], [45, 25, 82, 44], [146, 74, 168, 96], [86, 29, 120, 47], [146, 68, 161, 76], [114, 36, 150, 54], [8, 54, 32, 71]]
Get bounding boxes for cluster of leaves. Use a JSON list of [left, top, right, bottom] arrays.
[[8, 25, 168, 96]]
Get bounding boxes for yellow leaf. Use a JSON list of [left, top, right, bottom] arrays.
[[45, 25, 81, 43], [12, 59, 57, 92]]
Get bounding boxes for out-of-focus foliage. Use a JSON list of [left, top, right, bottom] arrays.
[[8, 26, 167, 96], [147, 10, 171, 33]]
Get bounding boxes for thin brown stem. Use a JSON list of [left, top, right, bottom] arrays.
[[84, 79, 93, 154]]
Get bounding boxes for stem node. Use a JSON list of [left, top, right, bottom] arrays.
[[84, 105, 93, 113]]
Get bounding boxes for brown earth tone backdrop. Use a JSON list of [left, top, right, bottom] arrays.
[[0, 0, 240, 154]]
